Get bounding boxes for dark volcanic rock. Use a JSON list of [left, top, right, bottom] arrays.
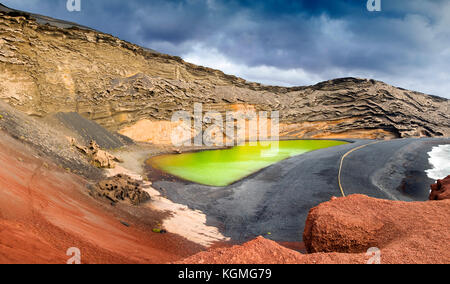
[[0, 100, 103, 180], [72, 140, 122, 169], [429, 176, 450, 201], [55, 112, 132, 149], [95, 174, 151, 205]]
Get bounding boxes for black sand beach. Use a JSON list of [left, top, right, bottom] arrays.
[[149, 138, 450, 242]]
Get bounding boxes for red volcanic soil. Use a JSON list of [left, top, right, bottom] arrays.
[[430, 176, 450, 200], [180, 195, 450, 264], [176, 237, 306, 264], [0, 131, 202, 264], [177, 237, 367, 264]]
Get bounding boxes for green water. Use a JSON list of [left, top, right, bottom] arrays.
[[148, 140, 348, 187]]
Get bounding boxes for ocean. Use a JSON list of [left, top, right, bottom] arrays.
[[426, 144, 450, 181]]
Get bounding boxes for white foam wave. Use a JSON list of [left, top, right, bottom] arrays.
[[426, 144, 450, 181]]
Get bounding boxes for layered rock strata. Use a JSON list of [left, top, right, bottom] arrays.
[[0, 7, 448, 142]]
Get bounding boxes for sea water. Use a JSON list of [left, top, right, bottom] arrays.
[[426, 144, 450, 180]]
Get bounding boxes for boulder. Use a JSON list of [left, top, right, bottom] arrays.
[[95, 174, 150, 205], [303, 195, 450, 263], [429, 175, 450, 201], [72, 139, 121, 168]]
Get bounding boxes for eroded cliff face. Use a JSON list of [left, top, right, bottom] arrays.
[[0, 7, 449, 142]]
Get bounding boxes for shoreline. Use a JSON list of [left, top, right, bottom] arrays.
[[144, 138, 356, 187], [146, 137, 450, 243], [106, 150, 232, 248], [111, 138, 357, 247], [426, 144, 450, 180]]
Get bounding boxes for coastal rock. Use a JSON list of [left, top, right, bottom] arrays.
[[95, 174, 151, 205], [303, 195, 450, 260], [429, 175, 450, 200], [304, 195, 390, 253]]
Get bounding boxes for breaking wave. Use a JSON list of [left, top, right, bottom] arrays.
[[426, 144, 450, 181]]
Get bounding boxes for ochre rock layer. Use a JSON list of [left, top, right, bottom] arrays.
[[0, 9, 449, 141]]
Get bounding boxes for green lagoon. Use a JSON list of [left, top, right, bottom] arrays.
[[148, 140, 348, 187]]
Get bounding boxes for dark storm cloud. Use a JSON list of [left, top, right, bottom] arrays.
[[2, 0, 449, 97]]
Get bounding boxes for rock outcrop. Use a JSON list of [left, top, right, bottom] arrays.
[[303, 195, 450, 260], [429, 176, 450, 200], [0, 6, 449, 142], [72, 140, 122, 169], [0, 100, 103, 180], [94, 174, 151, 205]]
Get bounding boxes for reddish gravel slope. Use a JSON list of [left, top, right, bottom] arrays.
[[177, 236, 368, 264], [0, 131, 202, 264]]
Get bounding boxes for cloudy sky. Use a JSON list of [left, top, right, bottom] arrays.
[[2, 0, 449, 98]]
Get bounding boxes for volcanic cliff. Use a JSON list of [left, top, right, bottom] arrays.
[[0, 4, 449, 143]]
